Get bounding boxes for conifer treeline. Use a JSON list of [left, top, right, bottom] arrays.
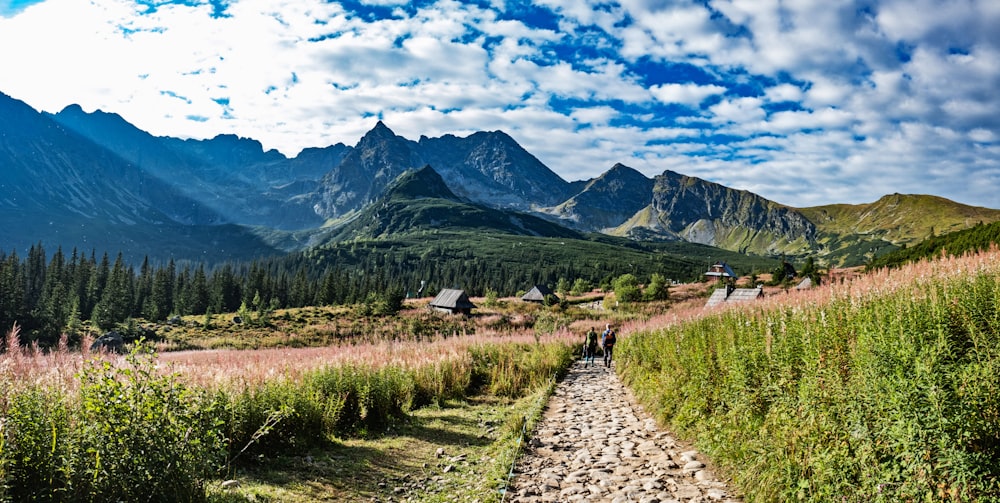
[[866, 220, 1000, 270], [1, 239, 671, 345]]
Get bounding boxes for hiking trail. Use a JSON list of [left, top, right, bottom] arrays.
[[506, 360, 742, 502]]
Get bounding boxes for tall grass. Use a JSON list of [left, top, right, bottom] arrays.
[[618, 249, 1000, 502], [0, 329, 577, 500]]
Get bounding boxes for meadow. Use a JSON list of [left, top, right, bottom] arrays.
[[3, 248, 998, 501], [0, 314, 581, 502], [619, 248, 1000, 502]]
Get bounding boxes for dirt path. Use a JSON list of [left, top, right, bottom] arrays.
[[505, 359, 742, 502]]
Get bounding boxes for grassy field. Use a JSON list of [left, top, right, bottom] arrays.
[[0, 298, 597, 502], [618, 248, 1000, 502], [4, 248, 997, 501]]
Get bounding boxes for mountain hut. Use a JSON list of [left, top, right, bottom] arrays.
[[705, 285, 763, 308], [521, 284, 556, 303], [704, 261, 737, 281], [429, 288, 476, 315]]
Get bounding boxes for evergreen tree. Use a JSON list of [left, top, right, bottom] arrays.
[[209, 264, 241, 314], [318, 270, 338, 306], [187, 265, 210, 316], [34, 248, 71, 342], [289, 268, 311, 308], [23, 243, 47, 316], [173, 265, 190, 314], [134, 256, 153, 319], [0, 252, 25, 335], [92, 253, 133, 330]]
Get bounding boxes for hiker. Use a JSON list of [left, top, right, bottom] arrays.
[[583, 327, 599, 366], [601, 324, 617, 367]]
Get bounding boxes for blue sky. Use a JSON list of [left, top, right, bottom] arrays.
[[1, 0, 998, 208]]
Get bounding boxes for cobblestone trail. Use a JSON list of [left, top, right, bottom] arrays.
[[506, 360, 741, 503]]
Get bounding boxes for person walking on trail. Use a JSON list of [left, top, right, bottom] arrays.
[[601, 324, 617, 367], [583, 327, 599, 366]]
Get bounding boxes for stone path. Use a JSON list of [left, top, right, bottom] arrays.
[[505, 360, 741, 503]]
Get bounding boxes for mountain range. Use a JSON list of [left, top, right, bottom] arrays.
[[3, 90, 998, 267]]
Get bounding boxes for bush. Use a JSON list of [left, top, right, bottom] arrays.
[[0, 387, 72, 501], [613, 274, 642, 302], [73, 346, 226, 502]]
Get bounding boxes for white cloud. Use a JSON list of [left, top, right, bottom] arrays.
[[710, 97, 765, 125], [0, 0, 996, 208], [650, 83, 726, 106]]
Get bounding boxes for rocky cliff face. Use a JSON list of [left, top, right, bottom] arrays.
[[540, 163, 654, 230], [616, 170, 817, 254], [313, 121, 421, 219], [418, 130, 573, 208]]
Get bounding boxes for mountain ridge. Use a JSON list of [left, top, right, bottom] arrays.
[[5, 91, 998, 267]]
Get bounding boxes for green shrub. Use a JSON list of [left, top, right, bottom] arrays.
[[0, 387, 72, 501], [73, 346, 225, 502]]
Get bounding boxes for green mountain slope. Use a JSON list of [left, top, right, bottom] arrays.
[[297, 166, 779, 293], [866, 220, 1000, 270], [321, 166, 585, 242], [797, 194, 1000, 266]]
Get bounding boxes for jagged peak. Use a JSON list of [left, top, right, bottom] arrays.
[[365, 120, 396, 138]]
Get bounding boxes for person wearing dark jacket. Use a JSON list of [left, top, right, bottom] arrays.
[[583, 327, 599, 366], [601, 324, 617, 367]]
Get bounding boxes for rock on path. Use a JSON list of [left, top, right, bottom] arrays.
[[506, 360, 741, 503]]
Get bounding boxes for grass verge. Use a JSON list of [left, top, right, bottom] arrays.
[[206, 384, 556, 502]]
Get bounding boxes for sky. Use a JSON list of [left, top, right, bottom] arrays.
[[0, 0, 998, 209]]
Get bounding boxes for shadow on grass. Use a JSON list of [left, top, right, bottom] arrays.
[[211, 401, 507, 502]]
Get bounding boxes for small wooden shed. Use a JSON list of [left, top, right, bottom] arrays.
[[429, 288, 476, 315], [521, 284, 556, 303], [705, 286, 763, 308]]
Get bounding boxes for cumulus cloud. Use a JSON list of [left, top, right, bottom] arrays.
[[650, 83, 726, 106], [0, 0, 996, 208]]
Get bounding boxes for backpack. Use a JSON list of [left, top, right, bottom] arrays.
[[603, 330, 616, 346]]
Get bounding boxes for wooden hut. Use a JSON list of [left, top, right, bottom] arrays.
[[705, 285, 763, 308], [521, 284, 556, 303], [429, 289, 476, 315], [704, 261, 737, 281]]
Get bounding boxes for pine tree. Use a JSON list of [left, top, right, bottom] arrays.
[[0, 252, 25, 334], [92, 253, 133, 330]]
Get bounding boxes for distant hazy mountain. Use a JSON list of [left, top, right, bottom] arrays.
[[51, 105, 339, 230], [4, 91, 999, 267], [0, 92, 281, 262]]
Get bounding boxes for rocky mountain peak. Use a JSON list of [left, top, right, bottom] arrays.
[[362, 120, 398, 142]]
